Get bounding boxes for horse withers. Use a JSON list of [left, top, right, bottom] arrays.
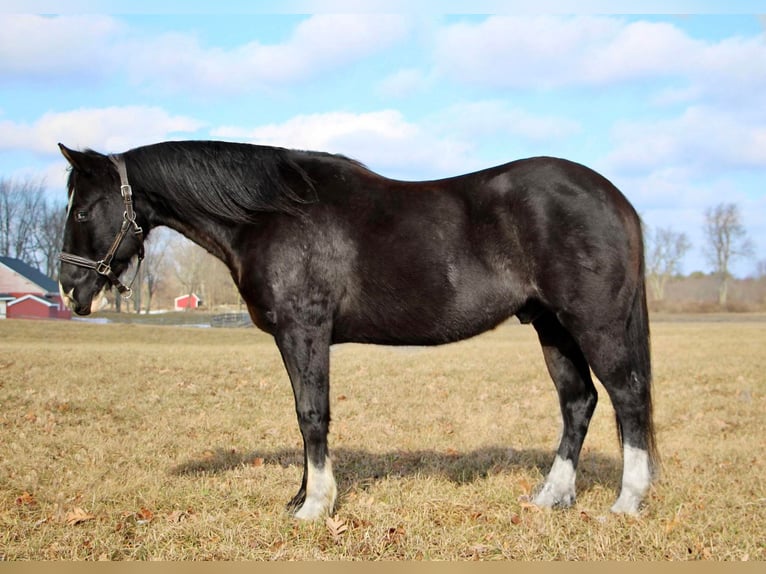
[[58, 140, 657, 519]]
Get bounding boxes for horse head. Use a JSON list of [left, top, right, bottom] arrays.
[[58, 144, 146, 316]]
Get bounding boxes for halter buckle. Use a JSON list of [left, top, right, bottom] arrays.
[[95, 260, 112, 276]]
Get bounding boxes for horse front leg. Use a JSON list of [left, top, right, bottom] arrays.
[[275, 320, 337, 520]]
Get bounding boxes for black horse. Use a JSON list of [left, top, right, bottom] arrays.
[[57, 140, 657, 519]]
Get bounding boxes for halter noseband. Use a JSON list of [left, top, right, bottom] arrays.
[[59, 154, 145, 300]]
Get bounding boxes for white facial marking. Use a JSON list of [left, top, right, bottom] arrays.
[[533, 455, 576, 508], [66, 188, 75, 218], [59, 282, 74, 310], [294, 457, 337, 521], [94, 293, 109, 312], [611, 445, 650, 515]]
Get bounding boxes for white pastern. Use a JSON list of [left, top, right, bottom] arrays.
[[533, 455, 576, 508], [294, 457, 337, 521], [611, 444, 651, 515]]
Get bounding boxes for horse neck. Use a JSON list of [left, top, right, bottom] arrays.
[[138, 179, 240, 269]]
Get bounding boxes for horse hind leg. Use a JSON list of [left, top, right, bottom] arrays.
[[531, 311, 598, 509], [576, 323, 656, 515]]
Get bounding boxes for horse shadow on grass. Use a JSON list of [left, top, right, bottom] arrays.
[[170, 445, 623, 503]]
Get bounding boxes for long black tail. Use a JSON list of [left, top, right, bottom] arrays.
[[622, 232, 659, 476]]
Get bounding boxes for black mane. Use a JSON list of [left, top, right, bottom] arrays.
[[127, 140, 360, 222]]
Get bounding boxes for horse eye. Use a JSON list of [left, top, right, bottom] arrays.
[[74, 210, 89, 222]]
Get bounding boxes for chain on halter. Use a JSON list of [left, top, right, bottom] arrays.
[[59, 154, 145, 300]]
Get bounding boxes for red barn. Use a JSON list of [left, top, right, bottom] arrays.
[[0, 257, 71, 320], [174, 293, 202, 311]]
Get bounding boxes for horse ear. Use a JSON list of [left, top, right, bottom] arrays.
[[59, 143, 102, 174], [59, 143, 83, 170]]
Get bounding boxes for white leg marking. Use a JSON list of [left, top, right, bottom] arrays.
[[611, 444, 650, 515], [294, 457, 337, 521], [533, 455, 576, 508]]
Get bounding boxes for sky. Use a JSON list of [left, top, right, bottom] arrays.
[[1, 2, 765, 277]]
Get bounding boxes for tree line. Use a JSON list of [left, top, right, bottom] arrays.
[[0, 175, 762, 311], [646, 203, 757, 306], [0, 176, 65, 279]]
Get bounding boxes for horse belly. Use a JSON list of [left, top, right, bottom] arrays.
[[442, 267, 523, 339], [334, 261, 521, 346]]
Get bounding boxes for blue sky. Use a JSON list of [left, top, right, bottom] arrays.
[[1, 2, 765, 276]]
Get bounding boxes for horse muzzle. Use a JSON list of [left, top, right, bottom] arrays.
[[58, 274, 103, 316]]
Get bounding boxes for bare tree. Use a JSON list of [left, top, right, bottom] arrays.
[[140, 228, 173, 313], [646, 226, 691, 301], [199, 255, 239, 310], [172, 237, 207, 310], [35, 199, 67, 279], [0, 176, 47, 267], [703, 203, 754, 306]]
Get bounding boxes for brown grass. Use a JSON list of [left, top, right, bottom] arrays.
[[1, 316, 764, 560]]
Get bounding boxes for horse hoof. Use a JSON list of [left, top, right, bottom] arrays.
[[532, 484, 575, 509], [293, 499, 331, 521], [610, 493, 643, 516]]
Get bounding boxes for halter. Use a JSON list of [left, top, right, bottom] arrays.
[[59, 154, 145, 300]]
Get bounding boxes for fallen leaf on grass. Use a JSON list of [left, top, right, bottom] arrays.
[[136, 507, 154, 524], [665, 507, 684, 534], [167, 509, 196, 523], [252, 457, 265, 467], [66, 507, 96, 526], [517, 477, 534, 497], [385, 525, 406, 544], [350, 517, 372, 529], [325, 515, 348, 542], [465, 544, 490, 560], [15, 491, 37, 506], [519, 501, 542, 513]]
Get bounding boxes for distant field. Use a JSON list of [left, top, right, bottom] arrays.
[[1, 317, 764, 560]]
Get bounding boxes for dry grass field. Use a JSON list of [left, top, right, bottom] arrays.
[[1, 315, 764, 561]]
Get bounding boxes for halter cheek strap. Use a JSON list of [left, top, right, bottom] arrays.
[[59, 154, 145, 299]]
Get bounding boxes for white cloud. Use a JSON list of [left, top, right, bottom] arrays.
[[433, 15, 766, 99], [0, 106, 205, 155], [377, 68, 430, 98], [214, 110, 413, 150], [213, 109, 476, 178], [0, 14, 121, 80], [118, 14, 410, 93], [213, 102, 582, 178], [0, 14, 410, 92], [434, 16, 623, 89], [428, 101, 581, 142], [604, 106, 766, 175]]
